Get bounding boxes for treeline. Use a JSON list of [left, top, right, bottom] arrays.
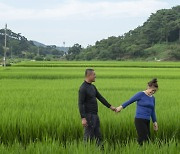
[[0, 29, 66, 61], [66, 6, 180, 61], [0, 6, 179, 62]]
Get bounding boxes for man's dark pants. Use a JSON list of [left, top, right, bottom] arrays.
[[84, 113, 102, 146]]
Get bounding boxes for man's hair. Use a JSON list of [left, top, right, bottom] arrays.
[[85, 68, 94, 77]]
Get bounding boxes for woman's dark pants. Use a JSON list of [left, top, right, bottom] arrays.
[[135, 118, 150, 146]]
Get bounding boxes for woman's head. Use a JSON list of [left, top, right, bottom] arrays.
[[146, 78, 158, 95]]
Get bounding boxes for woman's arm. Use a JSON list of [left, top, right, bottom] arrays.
[[151, 97, 157, 122], [116, 92, 143, 112], [151, 97, 158, 131], [122, 92, 143, 109], [151, 108, 157, 123]]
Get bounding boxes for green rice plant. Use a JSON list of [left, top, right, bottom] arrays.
[[0, 61, 180, 152]]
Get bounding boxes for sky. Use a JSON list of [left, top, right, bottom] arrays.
[[0, 0, 179, 47]]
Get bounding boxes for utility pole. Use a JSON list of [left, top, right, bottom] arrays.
[[63, 41, 66, 56], [63, 41, 65, 47], [3, 24, 7, 67]]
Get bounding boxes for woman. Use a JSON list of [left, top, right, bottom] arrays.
[[116, 78, 158, 145]]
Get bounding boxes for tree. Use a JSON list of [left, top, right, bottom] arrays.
[[66, 44, 82, 60]]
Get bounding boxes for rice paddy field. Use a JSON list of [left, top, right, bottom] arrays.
[[0, 61, 180, 153]]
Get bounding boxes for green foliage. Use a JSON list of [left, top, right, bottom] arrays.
[[66, 43, 82, 60], [0, 61, 180, 152], [66, 5, 180, 61], [34, 56, 44, 61], [0, 140, 179, 153], [168, 44, 180, 60], [0, 30, 66, 60]]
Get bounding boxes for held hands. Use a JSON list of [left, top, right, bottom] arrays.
[[115, 105, 123, 113], [153, 122, 158, 131], [110, 106, 117, 112], [110, 105, 123, 113]]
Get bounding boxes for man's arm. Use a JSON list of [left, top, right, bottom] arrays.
[[78, 87, 88, 127], [78, 87, 86, 119], [95, 86, 112, 108]]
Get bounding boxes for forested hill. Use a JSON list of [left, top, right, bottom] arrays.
[[67, 5, 180, 61], [0, 29, 68, 60], [0, 6, 179, 61]]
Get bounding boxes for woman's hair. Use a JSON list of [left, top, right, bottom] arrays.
[[148, 78, 158, 88]]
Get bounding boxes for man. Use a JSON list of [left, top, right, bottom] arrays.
[[78, 68, 116, 146]]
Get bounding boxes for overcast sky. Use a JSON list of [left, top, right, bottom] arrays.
[[0, 0, 179, 47]]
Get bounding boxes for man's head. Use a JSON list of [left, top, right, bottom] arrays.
[[85, 68, 96, 83]]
